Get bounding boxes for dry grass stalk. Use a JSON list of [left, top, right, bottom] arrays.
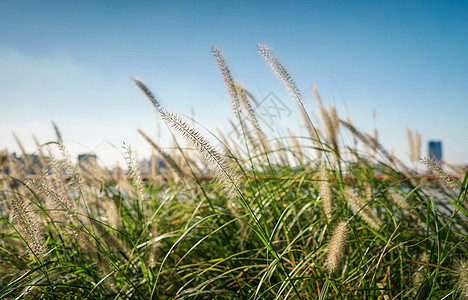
[[56, 143, 93, 215], [132, 77, 162, 112], [160, 110, 241, 196], [414, 131, 421, 162], [212, 46, 242, 120], [310, 123, 324, 158], [171, 134, 207, 177], [363, 132, 377, 158], [148, 225, 160, 268], [216, 128, 244, 166], [340, 119, 400, 168], [6, 152, 28, 181], [325, 220, 348, 274], [32, 147, 78, 220], [444, 161, 467, 182], [258, 45, 324, 156], [258, 44, 302, 104], [312, 85, 337, 153], [32, 135, 46, 169], [330, 106, 340, 138], [57, 142, 84, 190], [318, 162, 332, 220], [421, 157, 461, 189], [52, 121, 63, 143], [407, 127, 415, 162], [235, 81, 270, 154], [287, 128, 304, 164], [216, 127, 234, 154], [123, 143, 146, 205], [12, 132, 31, 170], [137, 129, 185, 181], [242, 86, 259, 106], [364, 182, 373, 204], [373, 128, 379, 154], [275, 140, 288, 166], [0, 149, 7, 167], [299, 105, 321, 149], [112, 162, 124, 182], [407, 127, 422, 163], [150, 152, 159, 178], [67, 228, 101, 264], [30, 177, 76, 223], [216, 127, 230, 148], [347, 117, 358, 146], [102, 199, 120, 229], [328, 105, 340, 160], [213, 48, 265, 161], [79, 158, 111, 184], [244, 127, 261, 156], [228, 119, 240, 138], [387, 189, 410, 213], [10, 197, 45, 258], [345, 188, 382, 231], [454, 258, 468, 298]]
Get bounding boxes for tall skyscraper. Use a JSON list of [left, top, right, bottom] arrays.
[[428, 141, 442, 162]]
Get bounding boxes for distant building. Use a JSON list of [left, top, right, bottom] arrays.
[[77, 153, 98, 165], [140, 155, 167, 176], [9, 152, 44, 174], [428, 141, 442, 162]]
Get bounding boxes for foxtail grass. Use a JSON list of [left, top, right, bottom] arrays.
[[345, 187, 382, 231], [1, 45, 466, 300], [160, 110, 241, 196], [325, 220, 348, 274], [421, 157, 461, 189]]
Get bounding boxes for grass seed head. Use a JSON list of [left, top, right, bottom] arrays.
[[345, 188, 382, 231], [318, 162, 332, 220], [325, 220, 348, 274], [11, 198, 46, 258], [421, 157, 461, 189], [454, 258, 468, 298], [161, 110, 241, 197]]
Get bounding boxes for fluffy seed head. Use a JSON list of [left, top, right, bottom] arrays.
[[340, 119, 398, 167], [138, 129, 185, 180], [132, 77, 162, 112], [52, 121, 63, 143], [325, 221, 348, 274], [454, 258, 468, 298], [257, 44, 302, 104], [313, 85, 339, 158], [161, 110, 241, 196], [318, 162, 332, 220], [407, 127, 415, 162], [234, 81, 269, 153], [414, 131, 421, 162], [345, 188, 382, 231], [421, 157, 461, 189], [212, 46, 241, 119], [11, 198, 45, 258], [123, 143, 146, 205]]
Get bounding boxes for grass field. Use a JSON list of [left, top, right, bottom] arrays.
[[1, 45, 467, 299]]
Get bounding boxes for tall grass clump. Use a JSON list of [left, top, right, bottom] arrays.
[[1, 46, 467, 299]]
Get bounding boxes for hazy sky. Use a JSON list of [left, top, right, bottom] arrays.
[[1, 1, 467, 166]]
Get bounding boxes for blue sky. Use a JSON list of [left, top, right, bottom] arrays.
[[1, 1, 467, 166]]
